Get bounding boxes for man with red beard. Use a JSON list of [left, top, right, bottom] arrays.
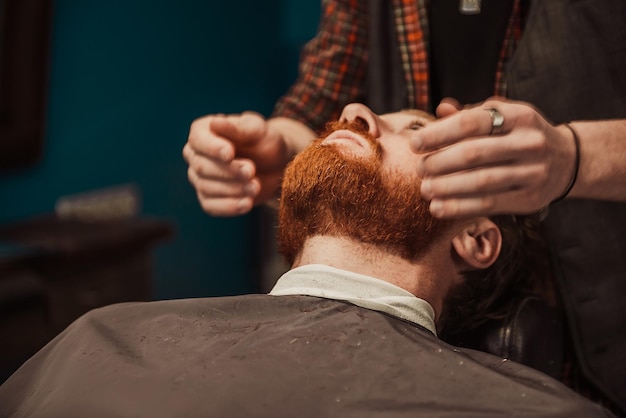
[[0, 105, 614, 417]]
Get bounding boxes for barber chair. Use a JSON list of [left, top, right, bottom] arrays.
[[454, 295, 564, 380]]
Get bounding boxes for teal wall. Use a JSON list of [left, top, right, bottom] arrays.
[[0, 0, 319, 299]]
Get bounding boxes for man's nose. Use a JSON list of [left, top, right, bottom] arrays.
[[339, 103, 381, 138]]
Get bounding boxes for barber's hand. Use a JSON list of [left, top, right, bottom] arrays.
[[183, 112, 287, 216], [411, 97, 578, 218]]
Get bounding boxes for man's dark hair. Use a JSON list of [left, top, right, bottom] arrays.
[[438, 214, 554, 345]]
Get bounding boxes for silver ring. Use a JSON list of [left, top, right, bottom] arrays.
[[485, 108, 505, 136]]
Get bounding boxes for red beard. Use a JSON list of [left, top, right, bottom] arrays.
[[278, 121, 451, 265]]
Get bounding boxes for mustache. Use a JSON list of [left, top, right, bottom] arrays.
[[318, 119, 382, 159], [320, 119, 376, 145]]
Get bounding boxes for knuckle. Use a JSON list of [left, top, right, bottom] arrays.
[[241, 110, 263, 121], [196, 160, 213, 178], [519, 132, 549, 158], [187, 132, 203, 149], [462, 146, 483, 166], [182, 144, 192, 162], [446, 200, 463, 217], [484, 98, 501, 106], [458, 112, 482, 134], [188, 154, 202, 173], [475, 170, 492, 190], [198, 181, 220, 198], [199, 199, 218, 215], [420, 154, 433, 173], [534, 164, 550, 185], [517, 106, 540, 127], [187, 164, 195, 178], [189, 115, 212, 136], [242, 115, 266, 137], [429, 177, 444, 195], [187, 167, 197, 185], [198, 194, 231, 217], [416, 130, 433, 148], [480, 197, 497, 212], [189, 117, 203, 131]]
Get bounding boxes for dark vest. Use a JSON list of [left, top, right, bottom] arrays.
[[366, 0, 626, 413], [507, 1, 626, 413]]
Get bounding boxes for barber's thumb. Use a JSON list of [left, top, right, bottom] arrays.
[[236, 112, 268, 145], [209, 114, 262, 145], [209, 116, 239, 139]]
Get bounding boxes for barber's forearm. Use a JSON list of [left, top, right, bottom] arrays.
[[568, 119, 626, 201]]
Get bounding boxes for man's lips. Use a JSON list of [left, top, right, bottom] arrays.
[[322, 129, 370, 149]]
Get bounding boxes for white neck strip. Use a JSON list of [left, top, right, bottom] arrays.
[[269, 264, 437, 335]]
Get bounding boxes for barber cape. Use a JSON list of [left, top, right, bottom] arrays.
[[0, 266, 614, 418]]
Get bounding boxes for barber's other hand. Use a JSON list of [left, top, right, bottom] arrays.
[[411, 97, 578, 218], [183, 112, 287, 216]]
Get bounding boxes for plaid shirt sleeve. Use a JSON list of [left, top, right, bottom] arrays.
[[271, 0, 370, 133]]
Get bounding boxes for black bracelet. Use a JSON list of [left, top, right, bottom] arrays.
[[552, 123, 581, 203]]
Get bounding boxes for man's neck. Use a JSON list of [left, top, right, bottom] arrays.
[[293, 235, 454, 315]]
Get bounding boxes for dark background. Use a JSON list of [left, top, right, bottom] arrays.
[[0, 0, 320, 299]]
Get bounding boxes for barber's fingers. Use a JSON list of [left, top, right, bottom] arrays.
[[187, 144, 255, 181], [420, 163, 550, 208], [186, 116, 233, 163], [411, 107, 507, 153], [186, 149, 262, 215], [196, 194, 255, 217], [412, 98, 518, 153], [183, 141, 231, 171], [187, 156, 255, 194], [416, 131, 545, 177], [210, 112, 268, 149], [187, 164, 260, 218], [191, 174, 260, 201], [427, 180, 551, 219], [190, 171, 281, 217], [186, 112, 267, 165]]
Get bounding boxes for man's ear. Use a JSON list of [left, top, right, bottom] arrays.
[[451, 218, 502, 270]]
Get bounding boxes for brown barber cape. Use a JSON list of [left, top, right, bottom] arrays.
[[0, 295, 614, 417]]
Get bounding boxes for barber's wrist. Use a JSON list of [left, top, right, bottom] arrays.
[[537, 123, 581, 221], [552, 123, 581, 203], [268, 116, 316, 159]]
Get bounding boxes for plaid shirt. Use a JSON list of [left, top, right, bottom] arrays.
[[272, 0, 524, 132]]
